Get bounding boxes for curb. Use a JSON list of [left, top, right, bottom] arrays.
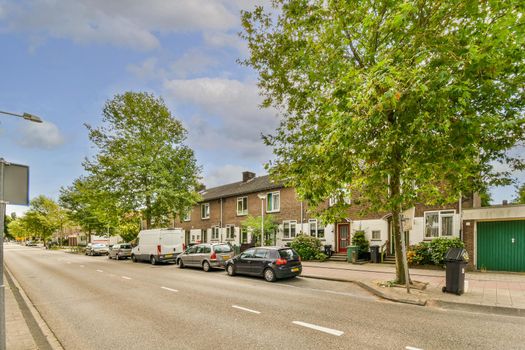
[[301, 274, 427, 306], [429, 299, 525, 318], [302, 263, 445, 279], [5, 265, 64, 350]]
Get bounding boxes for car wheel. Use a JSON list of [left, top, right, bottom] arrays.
[[178, 259, 185, 268], [108, 254, 111, 259], [131, 254, 137, 263], [264, 268, 276, 282], [150, 256, 157, 265], [226, 264, 236, 276], [202, 261, 211, 272]]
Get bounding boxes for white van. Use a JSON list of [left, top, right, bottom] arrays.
[[131, 228, 185, 265]]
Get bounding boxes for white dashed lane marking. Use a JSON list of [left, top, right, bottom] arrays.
[[292, 321, 344, 337], [121, 276, 132, 280], [232, 305, 261, 314], [96, 270, 103, 273], [406, 347, 423, 350], [79, 265, 85, 268], [161, 286, 178, 293]]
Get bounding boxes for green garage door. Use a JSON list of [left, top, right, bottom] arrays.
[[477, 221, 525, 272]]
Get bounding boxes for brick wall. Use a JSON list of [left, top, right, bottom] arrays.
[[462, 220, 475, 269]]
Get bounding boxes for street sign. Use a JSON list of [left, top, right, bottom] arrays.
[[2, 162, 29, 205]]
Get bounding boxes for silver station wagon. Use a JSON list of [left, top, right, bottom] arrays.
[[177, 243, 234, 272]]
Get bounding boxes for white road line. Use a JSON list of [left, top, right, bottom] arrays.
[[292, 321, 344, 337], [66, 262, 71, 264], [406, 346, 423, 350], [160, 286, 178, 293], [232, 305, 261, 314], [121, 276, 132, 280], [96, 269, 103, 273], [79, 265, 85, 268]]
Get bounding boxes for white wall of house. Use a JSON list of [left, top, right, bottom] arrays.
[[350, 219, 389, 247], [90, 235, 122, 245]]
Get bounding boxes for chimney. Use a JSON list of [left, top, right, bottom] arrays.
[[242, 171, 256, 182], [502, 200, 508, 206]]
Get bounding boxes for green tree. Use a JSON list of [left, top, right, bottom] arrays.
[[7, 219, 27, 241], [83, 92, 201, 228], [514, 183, 525, 204], [22, 195, 66, 245], [241, 1, 525, 284], [241, 214, 278, 245]]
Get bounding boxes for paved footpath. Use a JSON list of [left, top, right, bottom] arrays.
[[6, 271, 38, 350], [301, 261, 525, 315]]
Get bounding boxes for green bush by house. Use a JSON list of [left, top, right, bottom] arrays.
[[407, 237, 464, 267], [290, 234, 326, 261], [351, 230, 369, 254]]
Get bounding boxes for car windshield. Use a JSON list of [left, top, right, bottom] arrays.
[[278, 249, 299, 260], [120, 244, 131, 249], [214, 244, 233, 253], [93, 244, 107, 248]]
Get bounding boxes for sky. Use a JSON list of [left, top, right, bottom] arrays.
[[0, 0, 522, 216]]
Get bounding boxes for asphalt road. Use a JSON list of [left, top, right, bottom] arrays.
[[5, 244, 525, 350]]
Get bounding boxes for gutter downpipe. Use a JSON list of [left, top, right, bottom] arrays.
[[220, 198, 223, 241], [300, 201, 304, 232]]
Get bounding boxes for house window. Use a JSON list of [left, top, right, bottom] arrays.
[[183, 211, 191, 222], [240, 226, 248, 244], [425, 210, 455, 238], [328, 188, 351, 206], [283, 220, 297, 239], [201, 203, 210, 219], [226, 225, 235, 240], [211, 226, 219, 240], [308, 219, 325, 239], [237, 197, 248, 216], [267, 191, 280, 212], [372, 230, 381, 240]]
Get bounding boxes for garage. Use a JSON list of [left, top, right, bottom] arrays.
[[477, 220, 525, 272]]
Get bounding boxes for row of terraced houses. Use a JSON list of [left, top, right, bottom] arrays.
[[176, 171, 525, 272]]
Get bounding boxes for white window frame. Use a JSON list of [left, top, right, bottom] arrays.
[[267, 191, 280, 213], [328, 188, 351, 206], [283, 220, 297, 239], [237, 197, 248, 216], [183, 211, 191, 222], [308, 219, 325, 239], [226, 225, 235, 240], [424, 210, 455, 239], [371, 230, 381, 241], [211, 226, 220, 241], [201, 203, 210, 219]]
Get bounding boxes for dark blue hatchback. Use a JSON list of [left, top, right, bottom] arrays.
[[225, 246, 302, 282]]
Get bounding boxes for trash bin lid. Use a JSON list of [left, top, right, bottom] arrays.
[[444, 247, 469, 262]]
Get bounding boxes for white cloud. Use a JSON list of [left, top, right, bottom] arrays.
[[16, 121, 65, 149], [2, 0, 239, 51], [204, 164, 248, 188], [163, 77, 278, 162]]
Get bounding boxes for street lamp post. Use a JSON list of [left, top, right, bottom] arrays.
[[257, 194, 265, 246], [0, 109, 43, 350]]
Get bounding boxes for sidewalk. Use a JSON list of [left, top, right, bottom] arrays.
[[301, 261, 525, 316], [6, 273, 38, 350]]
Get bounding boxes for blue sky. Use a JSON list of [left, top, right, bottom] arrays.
[[0, 0, 522, 216]]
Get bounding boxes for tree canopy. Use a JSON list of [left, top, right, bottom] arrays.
[[82, 92, 201, 228], [241, 1, 525, 283]]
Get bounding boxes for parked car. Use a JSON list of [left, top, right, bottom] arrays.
[[108, 243, 132, 260], [225, 246, 302, 282], [131, 228, 185, 265], [85, 243, 109, 256], [177, 243, 234, 272], [25, 240, 37, 247]]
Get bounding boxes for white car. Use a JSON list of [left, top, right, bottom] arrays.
[[85, 243, 109, 256], [131, 228, 185, 265]]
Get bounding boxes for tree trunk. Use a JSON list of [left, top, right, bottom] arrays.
[[145, 194, 152, 229], [390, 147, 411, 285]]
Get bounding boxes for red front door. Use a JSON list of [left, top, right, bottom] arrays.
[[338, 223, 350, 253]]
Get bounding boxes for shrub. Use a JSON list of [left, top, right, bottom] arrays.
[[429, 237, 464, 266], [351, 230, 369, 253], [315, 252, 328, 262], [408, 242, 432, 265], [290, 234, 322, 260]]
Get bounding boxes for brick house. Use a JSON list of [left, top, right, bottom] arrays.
[[178, 171, 474, 257]]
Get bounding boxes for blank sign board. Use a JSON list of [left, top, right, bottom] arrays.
[[2, 163, 29, 205]]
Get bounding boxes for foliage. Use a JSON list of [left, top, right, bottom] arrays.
[[4, 214, 13, 240], [514, 183, 525, 204], [83, 92, 201, 228], [351, 230, 369, 253], [290, 234, 322, 260], [315, 252, 328, 262], [241, 214, 278, 245], [429, 237, 465, 266], [241, 1, 525, 283], [406, 242, 432, 266], [117, 215, 141, 243]]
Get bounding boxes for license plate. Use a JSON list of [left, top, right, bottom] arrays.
[[165, 254, 173, 258], [222, 255, 231, 260], [291, 267, 299, 272]]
